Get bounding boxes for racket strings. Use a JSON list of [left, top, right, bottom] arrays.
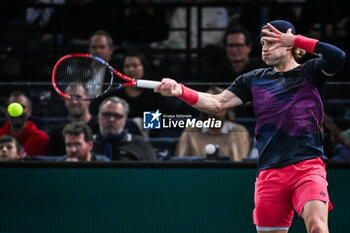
[[54, 57, 113, 98]]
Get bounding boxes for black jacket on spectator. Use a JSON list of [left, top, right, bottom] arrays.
[[93, 131, 156, 161]]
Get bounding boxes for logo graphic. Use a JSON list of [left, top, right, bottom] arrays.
[[143, 110, 162, 129]]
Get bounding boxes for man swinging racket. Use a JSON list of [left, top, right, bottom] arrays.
[[155, 20, 346, 233]]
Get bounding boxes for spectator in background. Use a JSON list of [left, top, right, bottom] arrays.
[[175, 86, 251, 161], [0, 91, 48, 156], [107, 50, 163, 136], [62, 122, 109, 161], [93, 97, 156, 161], [47, 84, 99, 156], [89, 30, 115, 64], [203, 25, 263, 117], [86, 30, 116, 98], [114, 50, 163, 118], [26, 0, 65, 27], [322, 115, 350, 162], [204, 25, 265, 83], [0, 135, 23, 161]]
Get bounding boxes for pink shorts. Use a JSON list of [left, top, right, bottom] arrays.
[[253, 157, 332, 229]]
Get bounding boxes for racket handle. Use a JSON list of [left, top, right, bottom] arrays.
[[135, 80, 161, 89]]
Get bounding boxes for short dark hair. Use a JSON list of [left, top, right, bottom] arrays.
[[64, 83, 89, 96], [99, 96, 130, 117], [223, 25, 251, 46], [0, 135, 22, 153], [121, 49, 152, 80], [62, 122, 93, 142], [89, 30, 114, 48], [6, 91, 32, 110]]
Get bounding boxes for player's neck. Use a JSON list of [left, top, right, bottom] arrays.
[[274, 58, 299, 73]]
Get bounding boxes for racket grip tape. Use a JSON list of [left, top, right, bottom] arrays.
[[135, 80, 161, 89]]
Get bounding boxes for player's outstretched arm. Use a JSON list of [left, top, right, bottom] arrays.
[[154, 78, 243, 114]]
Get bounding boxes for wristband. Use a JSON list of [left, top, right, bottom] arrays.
[[294, 35, 319, 54], [178, 84, 199, 105]]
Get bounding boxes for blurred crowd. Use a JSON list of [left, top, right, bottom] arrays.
[[0, 0, 350, 162]]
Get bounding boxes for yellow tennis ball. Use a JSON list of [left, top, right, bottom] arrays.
[[7, 103, 24, 117]]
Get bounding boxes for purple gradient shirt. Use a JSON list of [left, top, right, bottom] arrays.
[[228, 58, 326, 171]]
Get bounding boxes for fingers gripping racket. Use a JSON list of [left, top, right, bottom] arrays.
[[52, 53, 161, 100]]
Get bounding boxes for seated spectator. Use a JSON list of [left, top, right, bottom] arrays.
[[62, 122, 109, 161], [0, 91, 48, 156], [93, 97, 156, 161], [322, 115, 350, 162], [87, 30, 116, 99], [112, 50, 163, 118], [47, 84, 99, 156], [203, 25, 265, 83], [0, 135, 23, 161], [89, 30, 115, 63], [203, 25, 264, 117], [175, 86, 251, 161], [106, 50, 164, 137]]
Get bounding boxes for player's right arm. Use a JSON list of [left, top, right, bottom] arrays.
[[154, 78, 243, 114]]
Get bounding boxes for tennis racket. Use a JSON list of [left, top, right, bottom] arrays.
[[52, 53, 161, 100]]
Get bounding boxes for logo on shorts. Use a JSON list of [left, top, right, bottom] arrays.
[[143, 110, 162, 129], [320, 191, 326, 197]]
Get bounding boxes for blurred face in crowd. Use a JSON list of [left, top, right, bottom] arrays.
[[123, 56, 144, 80], [225, 33, 251, 63], [0, 140, 21, 161], [64, 85, 90, 119], [98, 101, 126, 137], [6, 95, 32, 133], [89, 35, 114, 62], [65, 133, 92, 161]]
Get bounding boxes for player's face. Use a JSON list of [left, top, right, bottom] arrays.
[[261, 39, 289, 67], [89, 35, 114, 62], [123, 56, 144, 79], [0, 141, 20, 161], [65, 133, 92, 161], [225, 33, 251, 62], [64, 86, 90, 118], [98, 101, 126, 137]]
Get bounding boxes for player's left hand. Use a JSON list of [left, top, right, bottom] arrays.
[[261, 23, 296, 50]]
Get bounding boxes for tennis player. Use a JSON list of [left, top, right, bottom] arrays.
[[155, 20, 346, 233]]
